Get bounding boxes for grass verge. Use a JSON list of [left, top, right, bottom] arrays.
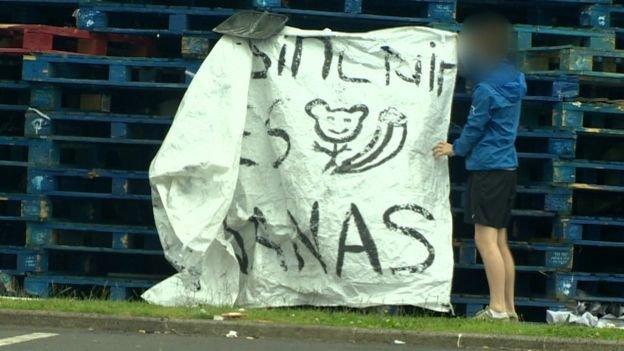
[[0, 297, 622, 341]]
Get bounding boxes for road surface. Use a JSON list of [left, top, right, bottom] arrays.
[[0, 325, 472, 351]]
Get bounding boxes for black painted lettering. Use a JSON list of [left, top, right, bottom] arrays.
[[336, 204, 382, 277], [251, 207, 287, 271], [223, 219, 249, 274], [288, 201, 328, 273], [249, 42, 271, 79], [291, 36, 333, 79], [383, 204, 435, 274], [338, 53, 371, 83]]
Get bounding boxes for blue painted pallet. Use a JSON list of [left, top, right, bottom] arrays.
[[81, 0, 251, 6], [24, 110, 171, 145], [452, 295, 567, 318], [0, 246, 44, 274], [0, 3, 77, 33], [0, 0, 78, 3], [270, 0, 456, 23], [449, 126, 577, 159], [0, 137, 30, 165], [581, 4, 624, 28], [32, 220, 156, 236], [551, 159, 624, 191], [27, 83, 184, 115], [553, 101, 624, 136], [24, 244, 171, 277], [22, 54, 199, 90], [76, 4, 235, 36], [0, 161, 27, 194], [555, 216, 624, 247], [455, 240, 573, 272], [460, 0, 611, 4], [27, 167, 151, 201], [451, 184, 574, 214], [24, 274, 158, 300], [0, 137, 158, 175], [20, 194, 154, 226], [549, 272, 624, 303], [452, 207, 557, 218], [518, 46, 624, 78], [90, 0, 456, 21], [26, 137, 157, 173], [455, 74, 580, 102], [514, 24, 615, 50], [0, 57, 23, 81], [537, 74, 624, 99], [521, 70, 624, 88], [458, 0, 612, 29], [75, 2, 453, 37], [27, 219, 159, 251], [0, 81, 29, 112], [0, 192, 50, 222]]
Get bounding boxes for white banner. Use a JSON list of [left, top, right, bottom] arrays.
[[143, 26, 457, 311]]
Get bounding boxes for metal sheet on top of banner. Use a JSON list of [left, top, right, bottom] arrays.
[[144, 26, 458, 311]]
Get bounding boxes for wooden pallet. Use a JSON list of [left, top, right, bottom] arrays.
[[455, 240, 574, 271], [581, 4, 624, 28], [0, 246, 43, 274], [518, 46, 624, 80], [0, 24, 154, 56], [449, 126, 577, 159], [26, 219, 158, 252], [514, 24, 615, 50], [454, 267, 562, 300], [0, 1, 77, 28], [555, 216, 624, 247], [455, 74, 581, 102], [74, 2, 454, 37], [459, 0, 611, 28], [549, 272, 624, 303], [552, 159, 624, 191], [22, 54, 199, 90], [0, 80, 29, 112], [553, 101, 624, 136], [28, 84, 183, 116], [24, 274, 160, 300], [451, 184, 574, 214], [24, 110, 172, 145], [75, 4, 235, 36]]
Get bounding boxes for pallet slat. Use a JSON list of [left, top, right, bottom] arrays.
[[22, 54, 200, 90], [455, 240, 573, 271], [24, 274, 159, 300]]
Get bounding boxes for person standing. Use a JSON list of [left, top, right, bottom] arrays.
[[433, 12, 527, 321]]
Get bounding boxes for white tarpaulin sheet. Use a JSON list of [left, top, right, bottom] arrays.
[[143, 26, 458, 311]]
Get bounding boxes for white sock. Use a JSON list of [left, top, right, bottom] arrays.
[[490, 309, 509, 319]]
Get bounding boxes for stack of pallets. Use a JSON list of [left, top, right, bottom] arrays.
[[0, 0, 622, 321], [0, 1, 191, 299], [0, 0, 463, 301], [451, 0, 624, 320]]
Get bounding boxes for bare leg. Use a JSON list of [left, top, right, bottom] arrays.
[[474, 224, 506, 313], [498, 228, 516, 316]]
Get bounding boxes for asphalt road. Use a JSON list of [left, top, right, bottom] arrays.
[[0, 326, 469, 351]]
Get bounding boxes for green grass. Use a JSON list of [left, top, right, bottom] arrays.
[[0, 298, 623, 341]]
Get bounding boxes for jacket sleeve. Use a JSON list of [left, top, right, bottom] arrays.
[[452, 86, 492, 157]]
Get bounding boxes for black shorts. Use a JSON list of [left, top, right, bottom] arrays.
[[465, 170, 517, 229]]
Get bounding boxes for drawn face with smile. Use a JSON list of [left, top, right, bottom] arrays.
[[305, 99, 369, 143]]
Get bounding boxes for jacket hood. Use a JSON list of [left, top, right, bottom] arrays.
[[480, 61, 527, 108]]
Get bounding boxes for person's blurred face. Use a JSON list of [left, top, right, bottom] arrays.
[[458, 26, 502, 79]]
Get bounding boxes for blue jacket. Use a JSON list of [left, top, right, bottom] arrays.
[[452, 61, 527, 171]]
